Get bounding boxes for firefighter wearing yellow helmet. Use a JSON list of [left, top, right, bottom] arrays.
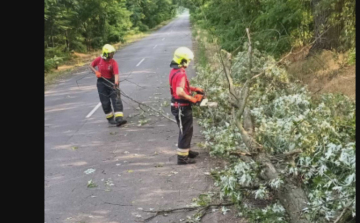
[[172, 47, 194, 67], [169, 47, 205, 165], [90, 44, 127, 126]]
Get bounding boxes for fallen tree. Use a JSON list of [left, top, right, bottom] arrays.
[[219, 28, 310, 223], [191, 26, 355, 222]]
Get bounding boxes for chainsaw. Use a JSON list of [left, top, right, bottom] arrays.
[[195, 91, 218, 107]]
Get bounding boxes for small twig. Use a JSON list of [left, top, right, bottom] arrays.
[[142, 207, 198, 222], [120, 70, 134, 82], [141, 203, 234, 222], [196, 202, 235, 221], [104, 202, 133, 207], [143, 206, 199, 214], [313, 87, 324, 94], [121, 79, 146, 89], [75, 74, 88, 87], [121, 97, 140, 111]]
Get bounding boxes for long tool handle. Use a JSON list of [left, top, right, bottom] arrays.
[[101, 77, 117, 88]]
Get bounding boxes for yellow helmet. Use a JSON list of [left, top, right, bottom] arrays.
[[173, 47, 194, 67], [102, 44, 116, 59]]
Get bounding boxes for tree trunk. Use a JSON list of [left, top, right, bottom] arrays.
[[309, 0, 345, 54], [65, 30, 69, 51], [275, 179, 310, 223], [51, 27, 54, 48], [240, 125, 310, 223], [243, 107, 254, 136], [228, 28, 311, 223], [237, 112, 310, 223]]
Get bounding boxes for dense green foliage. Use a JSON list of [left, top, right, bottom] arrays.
[[177, 0, 355, 58], [44, 0, 177, 72]]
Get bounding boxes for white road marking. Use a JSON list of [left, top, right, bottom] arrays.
[[136, 58, 145, 67], [86, 102, 101, 118], [153, 45, 157, 49]]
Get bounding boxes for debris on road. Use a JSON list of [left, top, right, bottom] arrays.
[[84, 168, 96, 174], [87, 180, 97, 188]]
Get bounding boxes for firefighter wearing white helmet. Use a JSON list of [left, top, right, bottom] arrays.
[[169, 47, 205, 165], [90, 44, 127, 127]]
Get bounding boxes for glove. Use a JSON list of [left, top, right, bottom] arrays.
[[95, 71, 102, 78], [189, 94, 204, 105], [188, 96, 198, 104], [191, 87, 204, 94], [195, 94, 204, 103]]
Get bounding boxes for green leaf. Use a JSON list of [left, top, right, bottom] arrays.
[[87, 180, 97, 188]]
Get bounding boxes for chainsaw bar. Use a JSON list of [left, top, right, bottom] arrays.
[[200, 98, 218, 107]]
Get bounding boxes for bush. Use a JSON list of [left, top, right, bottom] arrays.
[[45, 46, 67, 59], [44, 56, 63, 73], [347, 48, 356, 65], [70, 41, 87, 53], [138, 23, 149, 32], [44, 59, 54, 73], [91, 37, 104, 50]]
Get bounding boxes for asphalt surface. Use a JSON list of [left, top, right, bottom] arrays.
[[45, 13, 218, 223]]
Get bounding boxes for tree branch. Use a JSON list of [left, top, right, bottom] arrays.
[[100, 77, 176, 123], [283, 149, 302, 156], [246, 28, 253, 74], [221, 52, 239, 101], [121, 90, 176, 123]]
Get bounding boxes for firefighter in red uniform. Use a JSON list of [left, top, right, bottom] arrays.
[[169, 47, 204, 165], [90, 44, 127, 126]]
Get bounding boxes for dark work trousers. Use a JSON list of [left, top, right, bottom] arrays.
[[171, 106, 193, 149], [96, 78, 124, 114]]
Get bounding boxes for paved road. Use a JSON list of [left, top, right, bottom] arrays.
[[45, 13, 215, 223]]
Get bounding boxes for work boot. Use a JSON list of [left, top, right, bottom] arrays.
[[115, 116, 127, 127], [107, 117, 117, 125], [188, 150, 199, 158], [177, 155, 196, 165]]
